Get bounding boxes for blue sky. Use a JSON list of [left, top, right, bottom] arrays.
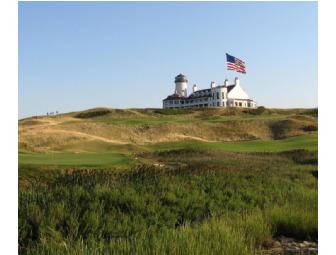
[[19, 1, 317, 118]]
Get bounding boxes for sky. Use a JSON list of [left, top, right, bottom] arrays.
[[19, 1, 317, 118]]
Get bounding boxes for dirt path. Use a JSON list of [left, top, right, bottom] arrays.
[[20, 116, 128, 145], [174, 134, 215, 142]]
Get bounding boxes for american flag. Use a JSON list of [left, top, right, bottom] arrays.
[[226, 53, 246, 74]]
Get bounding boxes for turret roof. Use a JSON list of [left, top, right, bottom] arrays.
[[175, 73, 188, 83]]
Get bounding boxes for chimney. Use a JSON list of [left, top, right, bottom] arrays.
[[224, 79, 229, 87], [192, 84, 198, 93], [210, 81, 216, 88], [235, 77, 240, 86]]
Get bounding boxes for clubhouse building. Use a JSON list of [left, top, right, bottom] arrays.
[[163, 74, 257, 109]]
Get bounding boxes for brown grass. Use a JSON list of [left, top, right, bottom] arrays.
[[19, 108, 317, 152]]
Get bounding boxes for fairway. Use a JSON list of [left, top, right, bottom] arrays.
[[19, 134, 317, 168], [147, 134, 318, 153], [19, 152, 132, 168]]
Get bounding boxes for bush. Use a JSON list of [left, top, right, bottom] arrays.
[[243, 106, 266, 115], [269, 119, 298, 139], [153, 108, 194, 115], [302, 125, 318, 132], [303, 108, 318, 117], [75, 109, 111, 118], [280, 150, 318, 165]]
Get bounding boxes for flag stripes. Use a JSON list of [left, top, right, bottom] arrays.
[[226, 53, 246, 74]]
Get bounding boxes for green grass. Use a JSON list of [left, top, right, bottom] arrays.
[[18, 135, 317, 170], [69, 107, 316, 127], [23, 215, 257, 255], [18, 107, 318, 254], [79, 107, 302, 126], [19, 149, 317, 254], [20, 107, 317, 153], [89, 113, 292, 126], [147, 134, 317, 153], [19, 152, 133, 168]]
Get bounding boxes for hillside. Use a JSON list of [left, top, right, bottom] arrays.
[[19, 107, 317, 153], [19, 107, 318, 254]]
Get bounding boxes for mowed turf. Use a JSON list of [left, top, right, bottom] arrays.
[[19, 134, 317, 168], [19, 152, 132, 168], [147, 134, 317, 153]]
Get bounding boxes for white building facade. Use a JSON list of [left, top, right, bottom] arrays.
[[163, 74, 257, 109]]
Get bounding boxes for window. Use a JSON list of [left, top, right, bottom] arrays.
[[235, 102, 238, 106], [247, 102, 251, 107], [217, 102, 220, 106], [222, 92, 224, 99], [212, 93, 214, 100], [217, 92, 220, 99]]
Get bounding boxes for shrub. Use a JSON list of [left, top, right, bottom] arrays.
[[304, 108, 318, 117], [280, 150, 318, 165], [302, 125, 318, 132], [269, 119, 298, 139], [75, 109, 111, 118], [243, 106, 266, 115], [153, 108, 194, 115]]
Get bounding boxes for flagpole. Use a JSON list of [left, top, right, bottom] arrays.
[[225, 53, 228, 84]]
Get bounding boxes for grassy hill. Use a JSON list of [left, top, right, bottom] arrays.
[[19, 107, 317, 149], [19, 107, 317, 166], [18, 107, 318, 255]]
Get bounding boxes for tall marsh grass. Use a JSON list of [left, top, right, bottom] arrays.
[[19, 150, 317, 254]]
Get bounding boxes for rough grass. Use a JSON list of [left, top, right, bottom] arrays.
[[19, 149, 317, 254], [23, 217, 256, 255], [18, 107, 318, 254], [19, 107, 317, 152]]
